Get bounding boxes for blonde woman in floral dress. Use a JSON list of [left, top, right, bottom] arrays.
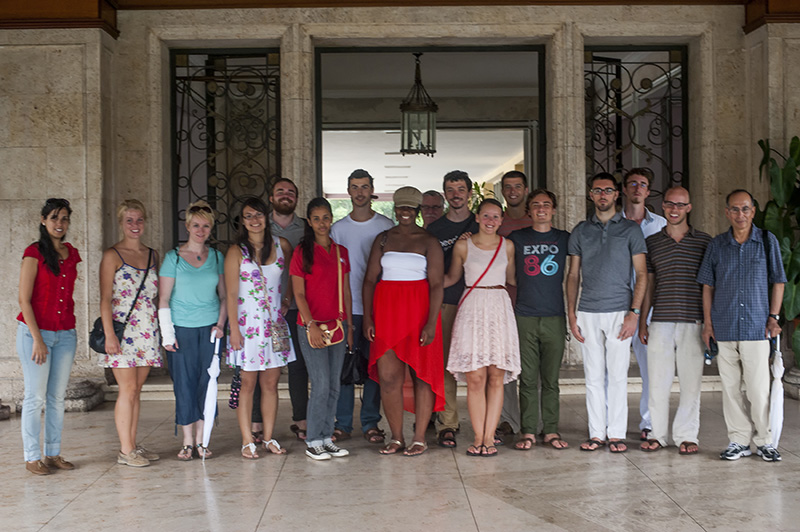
[[99, 199, 162, 467], [225, 197, 295, 459]]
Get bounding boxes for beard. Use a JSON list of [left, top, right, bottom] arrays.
[[272, 200, 296, 215]]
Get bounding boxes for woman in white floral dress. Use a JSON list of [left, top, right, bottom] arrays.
[[99, 199, 162, 467], [225, 197, 295, 459]]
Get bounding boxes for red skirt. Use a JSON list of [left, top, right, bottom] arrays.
[[368, 279, 445, 412]]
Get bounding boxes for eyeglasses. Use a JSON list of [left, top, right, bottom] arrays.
[[188, 205, 212, 214], [727, 206, 753, 215], [663, 201, 689, 209], [590, 188, 617, 196], [243, 212, 265, 220]]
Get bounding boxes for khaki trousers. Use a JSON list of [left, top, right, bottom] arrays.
[[717, 340, 772, 447], [435, 303, 460, 432]]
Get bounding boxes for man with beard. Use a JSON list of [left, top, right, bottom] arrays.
[[567, 172, 647, 453], [251, 178, 308, 442], [494, 170, 531, 441], [427, 170, 479, 449], [621, 168, 666, 442], [638, 187, 710, 454], [421, 190, 445, 229], [330, 169, 393, 444]]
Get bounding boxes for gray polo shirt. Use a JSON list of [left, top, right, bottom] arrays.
[[271, 213, 306, 309], [568, 211, 647, 313]]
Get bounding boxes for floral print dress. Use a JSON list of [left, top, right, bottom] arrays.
[[99, 249, 162, 368], [227, 237, 296, 371]]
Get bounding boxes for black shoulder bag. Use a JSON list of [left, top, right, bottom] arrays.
[[89, 249, 152, 353]]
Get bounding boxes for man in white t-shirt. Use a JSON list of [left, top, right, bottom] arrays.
[[330, 169, 394, 444]]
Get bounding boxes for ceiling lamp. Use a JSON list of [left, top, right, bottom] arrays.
[[400, 52, 438, 156]]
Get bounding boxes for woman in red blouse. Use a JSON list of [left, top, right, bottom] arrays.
[[17, 198, 80, 475]]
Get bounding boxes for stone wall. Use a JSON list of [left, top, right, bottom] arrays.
[[2, 4, 790, 397]]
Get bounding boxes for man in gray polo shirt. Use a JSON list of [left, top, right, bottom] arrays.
[[566, 172, 647, 453]]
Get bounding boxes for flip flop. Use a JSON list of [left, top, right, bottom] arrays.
[[481, 445, 498, 457], [640, 428, 651, 441], [404, 441, 428, 457], [679, 441, 699, 455], [580, 439, 606, 452], [609, 440, 628, 453], [543, 433, 568, 450], [177, 445, 193, 461], [379, 439, 405, 455], [466, 444, 482, 456], [641, 439, 662, 452], [514, 437, 536, 451]]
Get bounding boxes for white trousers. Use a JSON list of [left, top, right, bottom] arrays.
[[632, 322, 650, 431], [646, 322, 704, 446], [578, 311, 632, 440], [717, 340, 772, 447]]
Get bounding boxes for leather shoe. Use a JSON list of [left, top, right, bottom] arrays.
[[44, 455, 75, 470], [26, 460, 52, 476]]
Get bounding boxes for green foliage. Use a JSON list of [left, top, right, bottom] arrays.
[[468, 182, 495, 213], [757, 136, 800, 365]]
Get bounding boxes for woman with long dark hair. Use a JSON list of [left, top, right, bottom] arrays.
[[99, 199, 161, 467], [290, 197, 354, 460], [158, 200, 226, 460], [17, 198, 80, 475], [225, 197, 295, 459]]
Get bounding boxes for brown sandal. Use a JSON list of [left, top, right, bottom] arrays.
[[364, 427, 386, 444]]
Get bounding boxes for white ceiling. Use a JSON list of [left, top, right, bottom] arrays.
[[322, 129, 525, 197]]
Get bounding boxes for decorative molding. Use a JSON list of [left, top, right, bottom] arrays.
[[745, 0, 800, 33], [0, 0, 119, 38], [114, 0, 746, 8]]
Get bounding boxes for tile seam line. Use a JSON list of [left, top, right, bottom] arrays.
[[452, 447, 482, 532], [38, 460, 119, 532], [623, 451, 709, 532], [256, 445, 289, 531]]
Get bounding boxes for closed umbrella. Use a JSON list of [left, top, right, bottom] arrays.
[[201, 334, 221, 460], [769, 335, 785, 448]]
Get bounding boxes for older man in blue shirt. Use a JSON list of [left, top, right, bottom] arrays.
[[697, 189, 786, 462]]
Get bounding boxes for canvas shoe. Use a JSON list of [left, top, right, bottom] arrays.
[[135, 445, 160, 461], [305, 445, 332, 461], [323, 442, 350, 458], [756, 444, 782, 462], [719, 442, 752, 461], [118, 449, 150, 467]]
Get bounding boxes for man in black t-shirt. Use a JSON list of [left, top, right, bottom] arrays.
[[427, 170, 479, 449], [507, 189, 570, 451]]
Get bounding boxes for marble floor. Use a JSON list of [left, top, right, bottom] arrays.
[[2, 391, 800, 532]]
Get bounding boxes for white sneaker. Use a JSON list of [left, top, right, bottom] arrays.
[[305, 445, 332, 461], [323, 442, 350, 458]]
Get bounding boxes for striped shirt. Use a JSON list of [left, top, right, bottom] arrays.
[[646, 226, 711, 323], [498, 214, 532, 237]]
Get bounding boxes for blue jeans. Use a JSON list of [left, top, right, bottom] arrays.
[[298, 325, 346, 447], [16, 323, 77, 462], [335, 315, 382, 433]]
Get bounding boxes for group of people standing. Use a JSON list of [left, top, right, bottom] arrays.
[[15, 166, 785, 474]]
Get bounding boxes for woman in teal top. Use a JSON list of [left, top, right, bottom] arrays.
[[158, 200, 227, 460]]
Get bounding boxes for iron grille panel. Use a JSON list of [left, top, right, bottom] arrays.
[[172, 51, 280, 246], [584, 48, 687, 211]]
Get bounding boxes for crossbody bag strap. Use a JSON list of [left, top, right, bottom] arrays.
[[336, 244, 344, 319], [458, 237, 503, 308], [123, 248, 152, 326]]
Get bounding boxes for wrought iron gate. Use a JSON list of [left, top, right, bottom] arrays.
[[172, 50, 280, 245], [584, 48, 687, 208]]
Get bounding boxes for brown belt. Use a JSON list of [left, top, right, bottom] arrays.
[[467, 285, 506, 290]]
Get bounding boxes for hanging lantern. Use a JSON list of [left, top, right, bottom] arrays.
[[400, 52, 438, 156]]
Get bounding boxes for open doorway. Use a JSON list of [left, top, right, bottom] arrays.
[[317, 48, 544, 220]]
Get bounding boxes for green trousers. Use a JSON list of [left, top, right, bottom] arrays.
[[516, 315, 566, 435]]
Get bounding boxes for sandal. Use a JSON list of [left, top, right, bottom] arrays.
[[437, 429, 457, 448], [196, 445, 213, 459], [481, 445, 498, 457], [404, 441, 428, 457], [679, 441, 699, 455], [609, 440, 628, 453], [251, 431, 263, 445], [241, 443, 259, 459], [379, 439, 405, 455], [290, 424, 307, 441], [580, 439, 606, 452], [641, 439, 662, 452], [364, 427, 386, 444], [177, 445, 193, 461], [332, 428, 351, 442], [493, 430, 505, 447], [514, 437, 536, 451], [543, 433, 569, 450], [640, 428, 651, 441], [466, 444, 483, 457], [263, 439, 287, 455]]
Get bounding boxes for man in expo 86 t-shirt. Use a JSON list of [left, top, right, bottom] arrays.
[[506, 188, 570, 451]]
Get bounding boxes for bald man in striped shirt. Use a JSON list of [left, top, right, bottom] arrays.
[[638, 187, 711, 455]]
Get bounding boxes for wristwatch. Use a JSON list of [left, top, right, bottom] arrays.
[[630, 308, 641, 316], [769, 314, 780, 321]]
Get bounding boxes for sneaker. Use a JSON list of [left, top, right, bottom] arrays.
[[25, 460, 52, 476], [719, 442, 752, 461], [43, 455, 75, 470], [756, 444, 782, 462], [135, 445, 160, 461], [323, 442, 350, 458], [118, 450, 150, 467], [305, 445, 332, 461]]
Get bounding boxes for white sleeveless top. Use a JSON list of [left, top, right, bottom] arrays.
[[381, 251, 427, 281]]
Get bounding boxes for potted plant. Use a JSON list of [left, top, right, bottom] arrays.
[[756, 136, 800, 398]]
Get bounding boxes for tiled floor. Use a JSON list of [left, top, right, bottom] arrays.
[[2, 391, 800, 532]]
